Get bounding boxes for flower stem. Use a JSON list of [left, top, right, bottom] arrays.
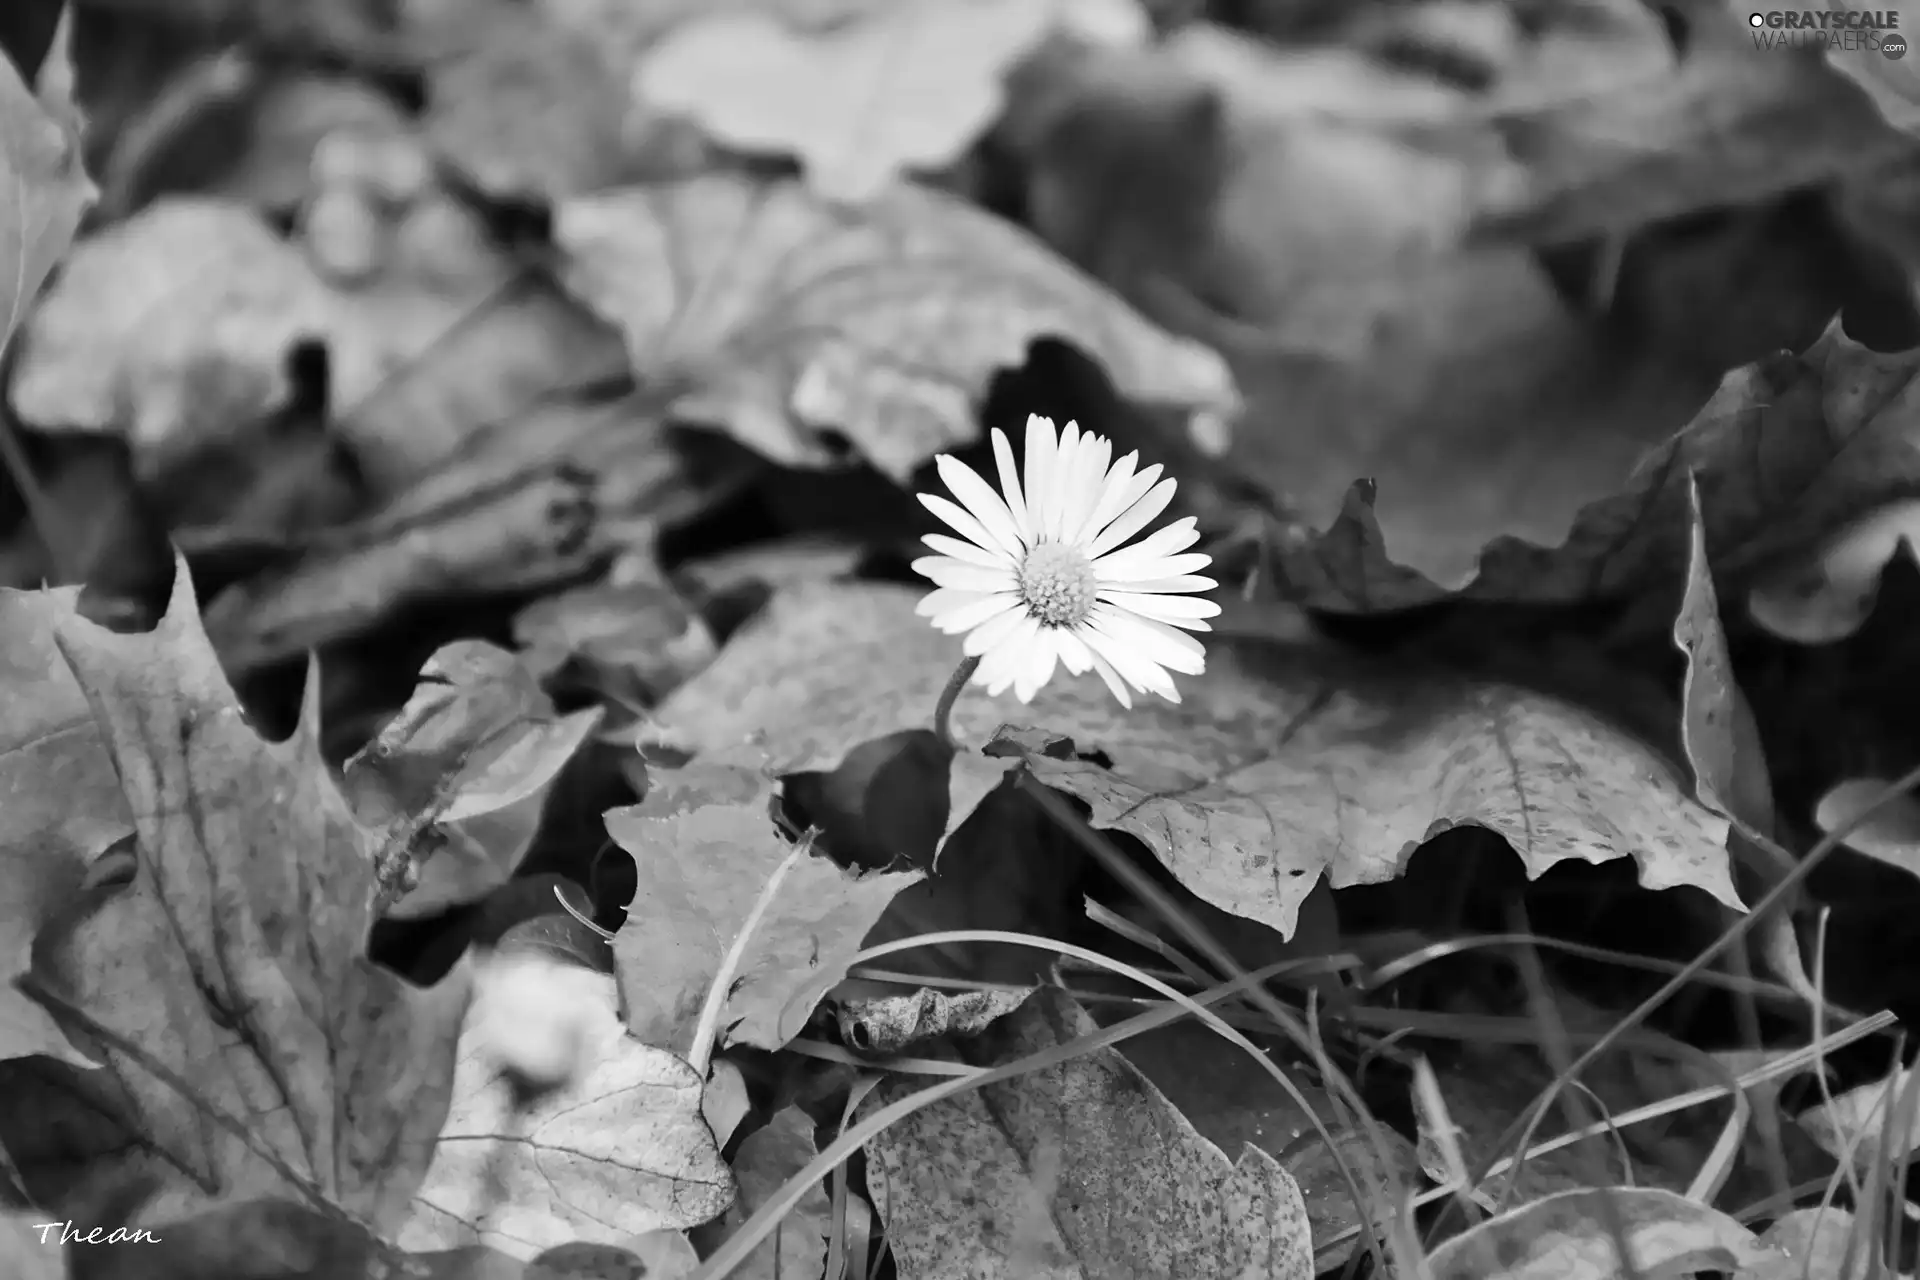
[[933, 656, 980, 750]]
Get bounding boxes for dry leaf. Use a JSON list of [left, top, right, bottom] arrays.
[[1424, 1187, 1778, 1280], [342, 641, 603, 919], [1282, 322, 1920, 612], [551, 172, 1238, 482], [605, 753, 922, 1055], [638, 0, 1061, 202], [15, 564, 469, 1232], [1735, 1206, 1910, 1280], [712, 1107, 831, 1280], [0, 25, 92, 350], [1814, 777, 1920, 881], [865, 986, 1314, 1279], [1748, 499, 1920, 643], [404, 967, 733, 1259], [0, 587, 129, 1064], [652, 582, 1739, 941], [418, 0, 710, 198], [10, 196, 620, 488]]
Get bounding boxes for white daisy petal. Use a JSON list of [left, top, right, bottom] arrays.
[[1047, 420, 1081, 543], [936, 455, 1027, 558], [979, 614, 1043, 696], [919, 493, 1001, 555], [1082, 461, 1161, 545], [1080, 622, 1176, 697], [1085, 476, 1177, 560], [1099, 591, 1221, 623], [1056, 627, 1094, 675], [1094, 551, 1213, 583], [990, 428, 1032, 543], [962, 603, 1035, 656], [1076, 450, 1141, 546], [929, 592, 1021, 634], [911, 556, 1017, 594], [974, 635, 1025, 693], [922, 532, 1010, 569], [915, 587, 980, 618], [1075, 635, 1132, 707], [1059, 434, 1113, 546], [1015, 629, 1059, 703], [1092, 607, 1206, 674], [1023, 415, 1057, 538], [1101, 574, 1218, 595], [1094, 517, 1203, 566]]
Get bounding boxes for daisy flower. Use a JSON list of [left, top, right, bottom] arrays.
[[913, 414, 1220, 707]]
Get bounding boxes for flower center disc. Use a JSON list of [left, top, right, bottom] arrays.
[[1018, 542, 1096, 627]]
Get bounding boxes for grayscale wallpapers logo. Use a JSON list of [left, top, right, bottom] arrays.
[[1748, 10, 1905, 56]]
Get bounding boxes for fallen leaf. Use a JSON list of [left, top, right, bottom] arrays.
[[1815, 777, 1920, 881], [551, 172, 1239, 483], [0, 587, 129, 1065], [1795, 1065, 1920, 1177], [0, 23, 92, 350], [835, 986, 1031, 1054], [1810, 3, 1920, 142], [1734, 1206, 1908, 1280], [1423, 1187, 1778, 1280], [605, 753, 923, 1055], [9, 196, 621, 490], [652, 581, 1739, 941], [637, 0, 1060, 202], [1475, 16, 1908, 246], [17, 564, 470, 1232], [513, 578, 718, 713], [342, 640, 603, 919], [403, 966, 733, 1259], [417, 0, 711, 198], [1748, 500, 1920, 644], [0, 1213, 63, 1280], [1281, 321, 1920, 612], [864, 985, 1314, 1279], [712, 1107, 831, 1280]]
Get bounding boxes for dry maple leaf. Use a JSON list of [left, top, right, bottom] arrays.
[[551, 171, 1239, 483], [866, 986, 1314, 1279], [17, 564, 469, 1234], [0, 586, 131, 1064], [606, 753, 922, 1055], [650, 581, 1739, 940]]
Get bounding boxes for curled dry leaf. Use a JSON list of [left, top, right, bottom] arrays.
[[1749, 499, 1920, 644], [605, 752, 923, 1056], [1423, 1187, 1778, 1280], [1815, 777, 1920, 881], [865, 986, 1314, 1279], [1283, 322, 1920, 613], [637, 0, 1062, 202], [837, 986, 1032, 1055], [14, 563, 469, 1233], [652, 582, 1738, 941], [1734, 1206, 1907, 1280], [551, 172, 1239, 483], [342, 640, 603, 919], [9, 196, 621, 487], [0, 586, 130, 1064], [403, 966, 732, 1259], [1795, 1065, 1920, 1178]]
